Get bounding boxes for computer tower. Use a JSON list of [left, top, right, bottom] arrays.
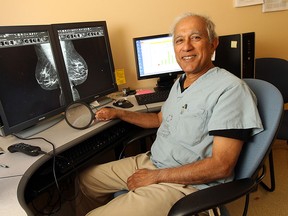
[[213, 32, 255, 78]]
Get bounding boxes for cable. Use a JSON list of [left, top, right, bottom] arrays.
[[12, 134, 79, 215], [32, 189, 61, 216], [13, 134, 60, 193], [6, 134, 83, 214]]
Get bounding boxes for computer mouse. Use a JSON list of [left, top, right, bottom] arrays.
[[113, 99, 134, 108]]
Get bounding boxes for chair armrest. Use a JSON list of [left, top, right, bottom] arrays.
[[124, 128, 158, 145], [168, 178, 255, 216], [118, 127, 157, 159]]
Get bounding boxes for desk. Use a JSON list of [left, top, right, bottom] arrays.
[[0, 95, 162, 215]]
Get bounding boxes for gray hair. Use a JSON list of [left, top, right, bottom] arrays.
[[170, 12, 218, 43]]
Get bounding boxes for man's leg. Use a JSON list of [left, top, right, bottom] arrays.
[[76, 153, 154, 215], [86, 183, 190, 216], [76, 152, 207, 216]]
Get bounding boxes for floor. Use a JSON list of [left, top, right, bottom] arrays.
[[226, 139, 288, 215]]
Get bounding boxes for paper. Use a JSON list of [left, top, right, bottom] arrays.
[[234, 0, 263, 7], [231, 41, 238, 48], [136, 89, 154, 95], [262, 0, 288, 12], [115, 69, 126, 85]]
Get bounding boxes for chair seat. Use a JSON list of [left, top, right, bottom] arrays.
[[113, 189, 129, 198]]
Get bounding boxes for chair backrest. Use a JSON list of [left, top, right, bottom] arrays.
[[234, 78, 283, 180], [255, 58, 288, 103]]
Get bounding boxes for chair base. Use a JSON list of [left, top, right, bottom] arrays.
[[260, 151, 275, 192]]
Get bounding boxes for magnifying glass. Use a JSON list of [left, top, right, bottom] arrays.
[[65, 102, 97, 130]]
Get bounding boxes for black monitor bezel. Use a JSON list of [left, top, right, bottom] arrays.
[[133, 33, 183, 81], [51, 21, 118, 104], [0, 24, 71, 136]]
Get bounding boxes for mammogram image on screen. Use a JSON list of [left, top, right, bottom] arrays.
[[59, 40, 88, 101], [57, 25, 115, 102], [0, 30, 64, 126], [35, 43, 61, 91]]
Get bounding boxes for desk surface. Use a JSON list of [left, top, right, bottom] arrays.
[[0, 94, 162, 215], [0, 176, 27, 215]]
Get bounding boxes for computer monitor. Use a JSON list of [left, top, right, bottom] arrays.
[[0, 25, 70, 137], [133, 34, 183, 91], [52, 21, 118, 105]]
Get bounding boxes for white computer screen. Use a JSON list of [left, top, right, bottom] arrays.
[[134, 34, 182, 80]]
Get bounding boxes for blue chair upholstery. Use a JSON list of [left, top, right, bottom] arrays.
[[168, 78, 283, 216]]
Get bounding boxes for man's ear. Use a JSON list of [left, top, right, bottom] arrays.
[[210, 37, 219, 57], [212, 37, 219, 50]]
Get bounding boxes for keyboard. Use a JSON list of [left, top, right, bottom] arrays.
[[135, 90, 170, 105], [54, 122, 132, 174]]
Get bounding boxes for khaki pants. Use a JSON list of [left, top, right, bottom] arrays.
[[76, 152, 214, 216]]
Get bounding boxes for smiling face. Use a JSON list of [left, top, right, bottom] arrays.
[[173, 15, 218, 76]]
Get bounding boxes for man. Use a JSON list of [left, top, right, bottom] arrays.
[[77, 12, 263, 216]]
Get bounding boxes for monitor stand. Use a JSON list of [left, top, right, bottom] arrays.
[[14, 114, 64, 139], [90, 96, 113, 108], [154, 74, 177, 91], [97, 96, 113, 106]]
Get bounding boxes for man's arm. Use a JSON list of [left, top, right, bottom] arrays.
[[127, 136, 244, 190], [95, 107, 162, 128]]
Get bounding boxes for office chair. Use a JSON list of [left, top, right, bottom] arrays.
[[168, 79, 283, 216], [255, 58, 288, 192], [118, 79, 283, 216]]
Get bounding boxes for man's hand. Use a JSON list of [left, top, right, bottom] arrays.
[[127, 169, 159, 191], [95, 107, 117, 121]]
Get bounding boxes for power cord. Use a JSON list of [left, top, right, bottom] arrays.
[[13, 134, 81, 215], [13, 134, 61, 193]]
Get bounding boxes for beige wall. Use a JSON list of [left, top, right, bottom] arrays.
[[1, 0, 287, 89]]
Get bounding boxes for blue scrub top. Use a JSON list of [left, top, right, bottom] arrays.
[[150, 67, 263, 189]]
